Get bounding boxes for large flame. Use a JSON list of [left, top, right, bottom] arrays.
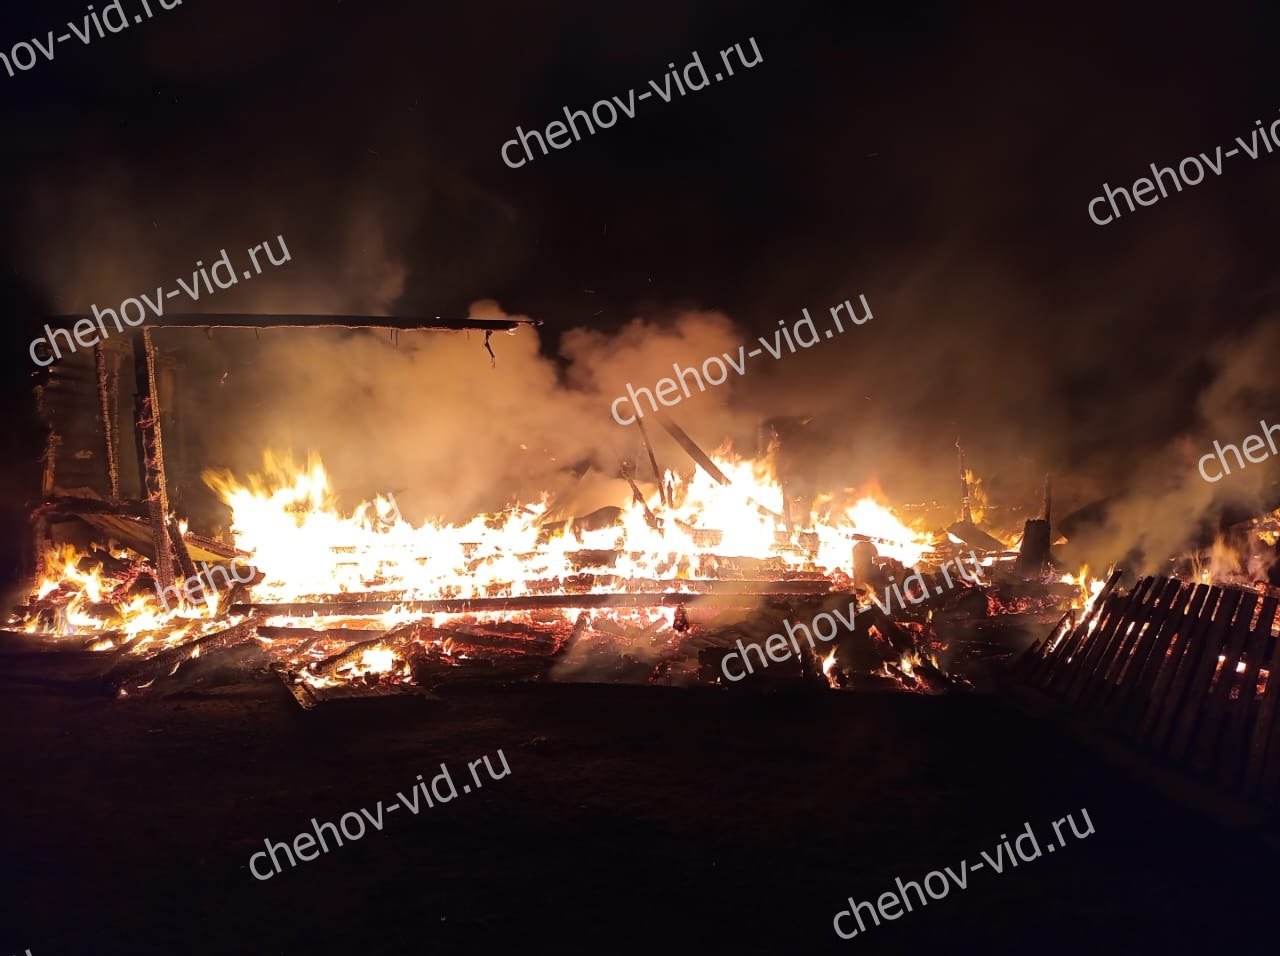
[[16, 449, 940, 670], [201, 451, 935, 607], [1060, 565, 1107, 611]]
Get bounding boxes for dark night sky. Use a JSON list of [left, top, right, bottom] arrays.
[[2, 0, 1279, 585]]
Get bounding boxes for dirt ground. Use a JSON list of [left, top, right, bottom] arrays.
[[1, 641, 1276, 956]]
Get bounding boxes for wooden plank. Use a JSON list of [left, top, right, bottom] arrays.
[[250, 578, 830, 606], [1244, 608, 1280, 797], [1085, 575, 1167, 701], [1166, 589, 1243, 763], [258, 626, 384, 642], [109, 616, 260, 690], [33, 496, 151, 519], [654, 414, 730, 485], [1090, 567, 1126, 619], [1103, 578, 1182, 715], [1018, 613, 1069, 683], [167, 517, 201, 593], [132, 328, 175, 593], [229, 589, 827, 617], [1036, 602, 1098, 689], [92, 342, 121, 501], [1038, 599, 1108, 693], [633, 417, 667, 507], [1189, 591, 1258, 773], [1058, 577, 1141, 700], [1085, 577, 1169, 710], [1260, 667, 1280, 799], [1063, 578, 1152, 705], [272, 665, 318, 710], [1133, 584, 1209, 739], [1037, 598, 1099, 694], [48, 313, 538, 333], [1219, 597, 1277, 788], [1145, 587, 1223, 752], [1111, 580, 1192, 729], [77, 514, 247, 564], [313, 621, 423, 676]]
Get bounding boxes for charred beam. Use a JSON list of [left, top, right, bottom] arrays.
[[33, 496, 151, 519], [231, 588, 836, 617], [313, 620, 422, 676], [108, 615, 261, 690], [50, 313, 540, 332], [633, 416, 667, 506], [131, 328, 175, 592], [167, 517, 201, 591], [655, 413, 730, 485], [257, 626, 385, 643], [93, 342, 122, 501]]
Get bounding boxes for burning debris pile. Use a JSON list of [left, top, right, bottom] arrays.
[[8, 318, 1113, 706], [19, 436, 1019, 705], [41, 316, 1280, 708]]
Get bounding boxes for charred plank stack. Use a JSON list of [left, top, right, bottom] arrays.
[[1017, 571, 1280, 804]]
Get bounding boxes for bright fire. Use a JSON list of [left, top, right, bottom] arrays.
[[1060, 566, 1107, 611], [200, 451, 935, 608], [17, 450, 937, 666]]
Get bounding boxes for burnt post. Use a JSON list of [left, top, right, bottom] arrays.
[[956, 438, 973, 524], [1017, 474, 1053, 575], [131, 328, 176, 593], [1017, 519, 1051, 575], [93, 341, 122, 501]]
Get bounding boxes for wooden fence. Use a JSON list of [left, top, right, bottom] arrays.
[[1016, 570, 1280, 803]]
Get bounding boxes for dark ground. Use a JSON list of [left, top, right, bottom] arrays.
[[2, 641, 1276, 956]]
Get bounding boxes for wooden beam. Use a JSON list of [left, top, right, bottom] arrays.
[[132, 328, 175, 593], [93, 342, 122, 501], [1165, 588, 1243, 762], [1189, 591, 1259, 773], [1222, 596, 1277, 788], [50, 314, 539, 332], [313, 620, 424, 676], [655, 413, 730, 485], [33, 496, 151, 519], [1245, 601, 1280, 796], [1145, 587, 1224, 751], [1097, 577, 1180, 711], [108, 616, 261, 690], [633, 416, 667, 506], [231, 587, 835, 617], [1136, 584, 1211, 743]]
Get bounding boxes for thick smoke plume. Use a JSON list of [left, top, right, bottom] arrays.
[[1061, 319, 1280, 575]]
